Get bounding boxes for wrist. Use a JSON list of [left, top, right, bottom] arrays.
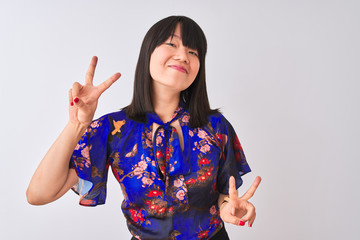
[[220, 197, 230, 210], [66, 121, 88, 137]]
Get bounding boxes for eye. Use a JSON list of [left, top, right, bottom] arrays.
[[189, 50, 198, 57], [166, 42, 176, 47]]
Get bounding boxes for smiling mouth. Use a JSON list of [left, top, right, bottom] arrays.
[[169, 65, 187, 74]]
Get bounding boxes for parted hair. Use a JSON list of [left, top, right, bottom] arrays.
[[124, 15, 219, 128]]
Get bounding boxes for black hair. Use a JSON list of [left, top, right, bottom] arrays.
[[124, 15, 219, 128]]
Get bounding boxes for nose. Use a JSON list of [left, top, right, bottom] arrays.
[[174, 47, 189, 64]]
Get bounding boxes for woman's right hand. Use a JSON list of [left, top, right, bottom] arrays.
[[69, 56, 121, 127]]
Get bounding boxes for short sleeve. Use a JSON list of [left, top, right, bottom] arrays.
[[216, 115, 251, 194], [69, 116, 110, 206]]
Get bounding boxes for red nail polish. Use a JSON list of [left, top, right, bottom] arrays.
[[239, 220, 245, 226], [74, 97, 79, 103], [250, 223, 252, 227], [70, 102, 74, 106]]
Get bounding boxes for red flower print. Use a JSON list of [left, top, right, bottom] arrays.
[[148, 190, 162, 197], [198, 230, 209, 239], [210, 205, 216, 215], [167, 206, 173, 213], [158, 207, 166, 213], [210, 167, 214, 171], [198, 175, 207, 181], [199, 158, 210, 165], [205, 171, 212, 177], [235, 152, 241, 161], [129, 209, 144, 223], [233, 136, 243, 151], [172, 128, 177, 133], [185, 178, 196, 185], [149, 204, 159, 211], [156, 151, 163, 158], [211, 218, 220, 225], [216, 133, 222, 141], [166, 148, 171, 159]]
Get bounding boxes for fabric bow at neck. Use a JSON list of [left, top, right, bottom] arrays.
[[148, 109, 190, 180]]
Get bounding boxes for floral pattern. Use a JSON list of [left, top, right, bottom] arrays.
[[70, 103, 251, 239]]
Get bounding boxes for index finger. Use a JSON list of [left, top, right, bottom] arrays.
[[229, 176, 238, 200], [85, 56, 98, 85], [239, 176, 262, 201]]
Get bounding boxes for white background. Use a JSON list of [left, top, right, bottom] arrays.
[[1, 0, 359, 239]]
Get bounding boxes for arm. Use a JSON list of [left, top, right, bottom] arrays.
[[26, 56, 120, 205], [26, 122, 86, 205]]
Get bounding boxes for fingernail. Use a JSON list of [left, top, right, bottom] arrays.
[[239, 220, 245, 226], [250, 223, 252, 227], [70, 102, 74, 106], [74, 97, 79, 103]]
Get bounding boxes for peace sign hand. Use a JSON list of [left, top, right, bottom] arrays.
[[219, 176, 261, 227], [68, 56, 121, 128]]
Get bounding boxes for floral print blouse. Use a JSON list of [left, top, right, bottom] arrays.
[[70, 104, 251, 240]]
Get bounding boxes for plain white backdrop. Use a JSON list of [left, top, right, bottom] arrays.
[[1, 0, 359, 239]]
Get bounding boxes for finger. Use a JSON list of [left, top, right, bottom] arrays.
[[240, 176, 262, 201], [96, 72, 121, 95], [72, 82, 82, 98], [232, 205, 236, 216], [68, 89, 74, 106], [72, 82, 85, 108], [85, 56, 98, 85], [239, 202, 256, 223], [222, 213, 243, 226], [248, 212, 256, 227], [228, 176, 238, 200]]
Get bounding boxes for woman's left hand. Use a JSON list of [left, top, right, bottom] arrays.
[[219, 176, 261, 227]]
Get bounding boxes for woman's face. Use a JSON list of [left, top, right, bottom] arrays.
[[149, 24, 200, 94]]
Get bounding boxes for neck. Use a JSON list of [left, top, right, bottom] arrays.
[[152, 84, 181, 123]]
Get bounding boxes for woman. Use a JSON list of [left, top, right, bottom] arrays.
[[27, 16, 261, 240]]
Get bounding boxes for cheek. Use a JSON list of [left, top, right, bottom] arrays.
[[149, 55, 161, 79], [192, 61, 200, 78]]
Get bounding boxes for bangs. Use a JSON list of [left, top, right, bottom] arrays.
[[152, 16, 207, 59]]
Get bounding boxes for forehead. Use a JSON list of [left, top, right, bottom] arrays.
[[153, 20, 205, 54], [169, 24, 182, 40]]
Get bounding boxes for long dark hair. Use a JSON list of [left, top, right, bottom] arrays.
[[124, 15, 219, 128]]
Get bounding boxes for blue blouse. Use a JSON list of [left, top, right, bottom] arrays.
[[70, 104, 251, 240]]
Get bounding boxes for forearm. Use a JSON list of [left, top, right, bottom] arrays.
[[27, 121, 87, 204]]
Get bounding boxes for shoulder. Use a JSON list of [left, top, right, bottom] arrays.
[[206, 112, 228, 127], [89, 110, 132, 132], [205, 112, 237, 135], [93, 110, 129, 124]]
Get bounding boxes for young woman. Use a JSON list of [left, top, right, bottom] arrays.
[[27, 16, 261, 240]]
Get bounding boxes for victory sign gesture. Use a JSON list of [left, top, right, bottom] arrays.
[[220, 176, 262, 227], [69, 56, 121, 127]]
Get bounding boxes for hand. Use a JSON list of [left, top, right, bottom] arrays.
[[68, 56, 121, 127], [220, 176, 261, 227]]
